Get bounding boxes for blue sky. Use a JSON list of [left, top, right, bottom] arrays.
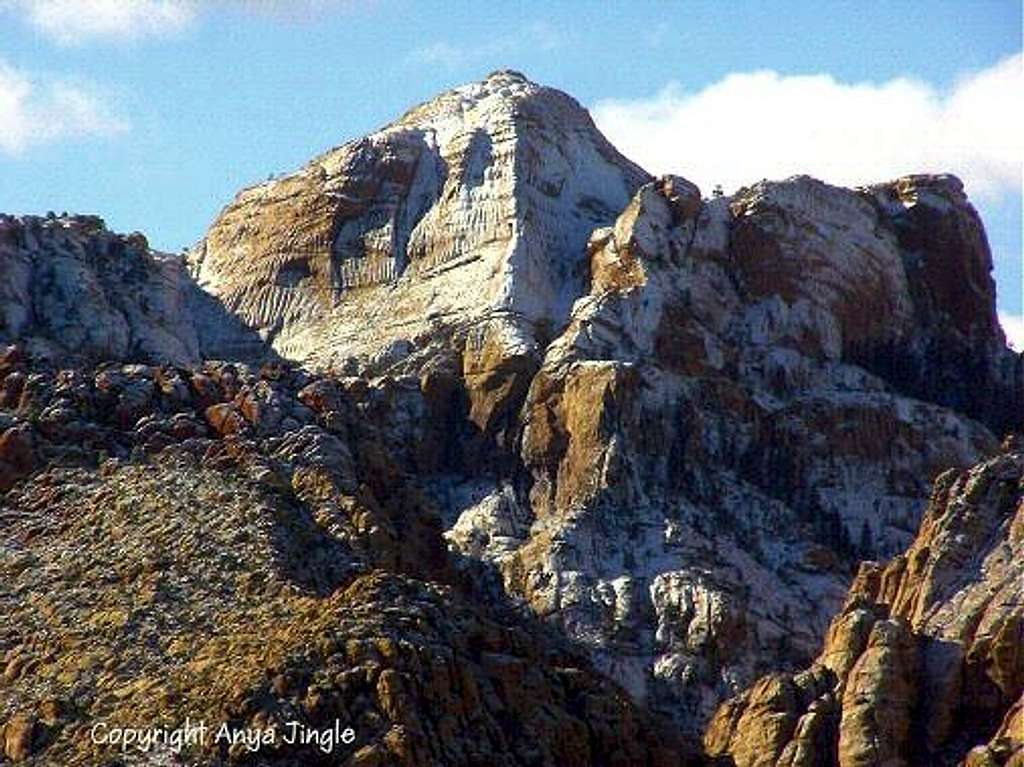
[[0, 0, 1020, 341]]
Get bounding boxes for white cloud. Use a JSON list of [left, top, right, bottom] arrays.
[[3, 0, 197, 44], [592, 53, 1023, 201], [409, 41, 477, 70], [1000, 312, 1024, 352], [409, 22, 566, 71], [0, 59, 127, 154]]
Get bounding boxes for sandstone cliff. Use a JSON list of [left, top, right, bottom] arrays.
[[188, 69, 649, 375], [703, 444, 1023, 766], [454, 172, 1019, 732], [178, 75, 1020, 735]]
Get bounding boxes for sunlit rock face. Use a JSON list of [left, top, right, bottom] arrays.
[[492, 172, 1019, 733], [704, 446, 1024, 767], [188, 69, 649, 376], [0, 71, 1021, 761], [0, 214, 200, 366]]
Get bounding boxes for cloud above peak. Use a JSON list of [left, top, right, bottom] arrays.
[[592, 52, 1023, 202], [1000, 312, 1024, 352], [0, 59, 127, 154], [3, 0, 197, 44], [2, 0, 380, 44]]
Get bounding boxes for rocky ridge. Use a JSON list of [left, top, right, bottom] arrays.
[[0, 214, 199, 366], [0, 70, 1022, 765], [479, 170, 1019, 732]]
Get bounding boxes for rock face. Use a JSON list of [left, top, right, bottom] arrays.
[[0, 358, 695, 766], [467, 172, 1019, 732], [703, 445, 1024, 766], [0, 214, 201, 366], [854, 175, 1021, 435], [188, 69, 649, 375], [0, 71, 1022, 765]]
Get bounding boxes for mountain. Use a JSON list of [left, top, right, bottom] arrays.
[[0, 71, 1020, 765], [477, 170, 1019, 733], [187, 70, 649, 372]]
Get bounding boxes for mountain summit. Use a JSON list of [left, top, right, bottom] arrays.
[[188, 69, 649, 371]]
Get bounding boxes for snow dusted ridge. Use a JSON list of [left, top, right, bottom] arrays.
[[705, 447, 1024, 766], [494, 171, 1020, 731], [0, 214, 200, 366], [1, 72, 1020, 745], [188, 69, 649, 372]]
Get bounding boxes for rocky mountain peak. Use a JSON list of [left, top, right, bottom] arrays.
[[188, 71, 649, 372], [394, 67, 543, 126], [392, 68, 598, 135]]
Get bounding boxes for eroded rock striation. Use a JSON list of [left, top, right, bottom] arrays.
[[188, 69, 649, 377], [0, 70, 1021, 764], [703, 444, 1024, 766]]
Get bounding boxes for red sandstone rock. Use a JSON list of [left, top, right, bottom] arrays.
[[204, 402, 247, 436]]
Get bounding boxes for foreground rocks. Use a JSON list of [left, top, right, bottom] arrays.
[[0, 356, 694, 765], [704, 445, 1024, 766]]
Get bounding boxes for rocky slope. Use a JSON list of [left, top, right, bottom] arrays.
[[0, 355, 695, 765], [703, 443, 1023, 766], [0, 71, 1022, 764]]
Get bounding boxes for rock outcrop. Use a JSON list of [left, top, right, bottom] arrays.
[[457, 172, 1019, 732], [0, 214, 200, 366], [703, 445, 1024, 766], [188, 69, 649, 379], [854, 175, 1021, 435]]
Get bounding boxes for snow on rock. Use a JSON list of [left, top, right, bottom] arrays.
[[189, 69, 649, 374], [2, 72, 1020, 749], [468, 169, 1020, 734], [0, 214, 200, 365], [704, 445, 1024, 766]]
